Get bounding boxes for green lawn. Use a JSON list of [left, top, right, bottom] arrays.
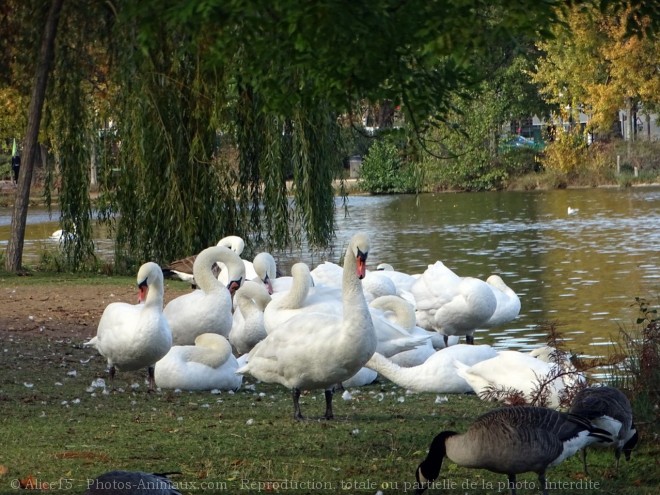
[[1, 330, 658, 495]]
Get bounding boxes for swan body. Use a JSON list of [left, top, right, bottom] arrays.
[[454, 350, 584, 408], [482, 275, 521, 328], [343, 367, 379, 388], [569, 385, 638, 474], [154, 333, 241, 391], [369, 295, 435, 366], [411, 261, 497, 345], [366, 344, 498, 393], [311, 261, 402, 302], [164, 245, 245, 345], [263, 262, 316, 333], [237, 232, 377, 419], [415, 406, 613, 495], [229, 281, 272, 354], [84, 262, 172, 391]]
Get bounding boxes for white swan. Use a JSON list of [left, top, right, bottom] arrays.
[[411, 261, 497, 345], [84, 262, 172, 391], [369, 296, 435, 366], [568, 206, 579, 215], [220, 251, 276, 295], [366, 344, 498, 393], [228, 281, 272, 355], [453, 350, 584, 408], [263, 262, 315, 333], [342, 367, 379, 388], [164, 245, 245, 345], [237, 232, 377, 420], [481, 274, 521, 328], [154, 333, 242, 391], [161, 235, 245, 284]]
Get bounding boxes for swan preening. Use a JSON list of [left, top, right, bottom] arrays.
[[237, 232, 377, 420], [569, 385, 638, 474], [84, 262, 172, 391], [414, 406, 613, 495], [453, 349, 585, 409], [154, 333, 242, 391]]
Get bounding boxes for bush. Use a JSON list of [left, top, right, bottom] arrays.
[[358, 140, 417, 194], [609, 297, 660, 431]]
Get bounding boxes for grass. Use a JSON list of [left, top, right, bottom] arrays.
[[0, 275, 658, 494]]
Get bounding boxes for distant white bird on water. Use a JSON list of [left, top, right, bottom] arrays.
[[568, 206, 579, 215]]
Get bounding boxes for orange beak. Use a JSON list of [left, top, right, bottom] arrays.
[[356, 251, 367, 279], [138, 285, 148, 303]]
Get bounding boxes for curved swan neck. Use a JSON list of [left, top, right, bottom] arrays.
[[194, 246, 244, 292], [277, 263, 311, 309], [365, 352, 420, 388]]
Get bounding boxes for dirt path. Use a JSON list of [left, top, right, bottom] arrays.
[[0, 282, 189, 340]]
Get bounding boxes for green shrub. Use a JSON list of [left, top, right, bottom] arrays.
[[358, 140, 417, 194]]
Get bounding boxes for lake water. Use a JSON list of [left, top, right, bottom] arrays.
[[2, 186, 659, 364]]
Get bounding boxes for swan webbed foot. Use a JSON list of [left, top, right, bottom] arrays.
[[292, 388, 305, 420], [324, 389, 334, 420]]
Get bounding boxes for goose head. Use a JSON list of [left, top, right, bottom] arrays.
[[623, 426, 639, 461], [415, 431, 457, 494]]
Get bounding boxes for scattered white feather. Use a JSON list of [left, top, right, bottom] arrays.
[[54, 382, 63, 386], [397, 396, 405, 403], [435, 395, 449, 404], [23, 382, 34, 388], [67, 370, 77, 377], [246, 418, 255, 426], [351, 428, 360, 435], [342, 390, 353, 401]]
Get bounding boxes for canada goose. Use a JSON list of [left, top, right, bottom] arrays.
[[414, 406, 612, 495], [569, 385, 638, 474], [84, 470, 181, 494]]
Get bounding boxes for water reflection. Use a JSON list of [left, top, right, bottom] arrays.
[[1, 186, 658, 361]]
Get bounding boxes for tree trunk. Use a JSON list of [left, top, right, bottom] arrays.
[[5, 0, 64, 273]]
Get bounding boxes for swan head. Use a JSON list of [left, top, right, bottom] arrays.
[[350, 233, 370, 279], [227, 277, 243, 297], [136, 262, 162, 303], [253, 252, 276, 294], [218, 235, 245, 255]]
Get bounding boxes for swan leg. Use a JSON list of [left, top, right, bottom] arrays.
[[507, 474, 516, 495], [147, 366, 156, 392], [292, 388, 304, 420], [109, 365, 116, 389], [324, 389, 334, 420], [465, 334, 474, 345], [443, 334, 449, 347]]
